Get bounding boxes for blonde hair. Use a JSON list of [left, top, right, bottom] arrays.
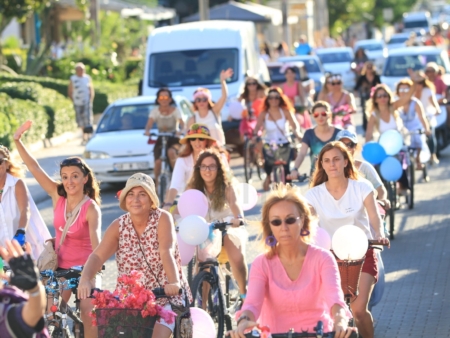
[[366, 84, 400, 133], [260, 184, 315, 259], [361, 61, 377, 76], [0, 146, 25, 178]]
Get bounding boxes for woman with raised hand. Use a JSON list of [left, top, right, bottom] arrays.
[[162, 124, 226, 210], [186, 149, 248, 302], [187, 68, 234, 147], [78, 173, 191, 338], [0, 145, 51, 259], [238, 77, 266, 139], [305, 141, 389, 338], [13, 120, 101, 338], [228, 184, 353, 338]]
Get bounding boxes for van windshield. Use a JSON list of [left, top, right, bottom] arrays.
[[383, 54, 450, 77], [148, 49, 239, 87], [404, 20, 429, 29]]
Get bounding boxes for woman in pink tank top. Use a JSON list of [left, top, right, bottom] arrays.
[[14, 121, 102, 338]]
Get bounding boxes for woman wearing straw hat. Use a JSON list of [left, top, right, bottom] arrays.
[[162, 124, 228, 210], [78, 173, 192, 338]]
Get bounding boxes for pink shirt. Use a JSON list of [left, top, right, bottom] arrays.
[[433, 77, 446, 96], [54, 196, 93, 269], [237, 245, 351, 333]]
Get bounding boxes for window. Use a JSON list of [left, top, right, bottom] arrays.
[[303, 59, 321, 73], [404, 20, 429, 29], [384, 54, 449, 77], [388, 37, 408, 45], [97, 104, 155, 133], [318, 52, 352, 64], [148, 48, 239, 87], [268, 66, 301, 83], [358, 44, 383, 51]]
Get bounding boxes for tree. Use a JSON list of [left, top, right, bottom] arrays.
[[0, 0, 46, 34], [328, 0, 375, 35], [164, 0, 260, 19], [372, 0, 417, 28]]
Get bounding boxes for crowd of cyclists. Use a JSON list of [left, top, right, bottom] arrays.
[[0, 50, 446, 338]]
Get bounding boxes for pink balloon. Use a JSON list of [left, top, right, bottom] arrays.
[[190, 307, 216, 338], [178, 189, 208, 218], [176, 233, 195, 266], [313, 227, 332, 251]]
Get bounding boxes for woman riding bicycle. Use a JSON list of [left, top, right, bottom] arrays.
[[290, 101, 342, 178], [162, 124, 226, 210], [354, 61, 381, 131], [228, 184, 352, 338], [305, 142, 390, 338], [78, 173, 192, 338], [280, 65, 313, 130], [396, 79, 431, 170], [144, 88, 185, 189], [238, 77, 266, 139], [187, 68, 234, 147], [252, 87, 302, 191], [185, 149, 248, 302], [14, 121, 101, 338], [324, 74, 357, 132]]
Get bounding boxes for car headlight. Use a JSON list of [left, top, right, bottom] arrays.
[[84, 151, 110, 159]]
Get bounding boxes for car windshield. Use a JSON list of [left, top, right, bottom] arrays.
[[358, 44, 383, 51], [148, 48, 239, 87], [97, 104, 156, 133], [384, 54, 450, 76], [388, 37, 408, 44], [404, 20, 429, 29], [303, 59, 321, 73], [268, 66, 300, 83], [318, 52, 352, 64]]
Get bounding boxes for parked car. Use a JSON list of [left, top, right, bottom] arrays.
[[353, 39, 388, 71], [278, 55, 325, 98], [84, 95, 192, 183], [386, 33, 410, 51], [403, 11, 432, 35], [315, 47, 356, 90]]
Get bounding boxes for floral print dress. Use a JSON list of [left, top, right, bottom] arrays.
[[115, 209, 192, 306]]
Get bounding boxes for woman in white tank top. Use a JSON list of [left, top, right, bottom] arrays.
[[253, 87, 301, 190], [186, 69, 233, 147]]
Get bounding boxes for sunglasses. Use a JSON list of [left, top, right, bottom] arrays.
[[398, 88, 410, 93], [198, 164, 218, 172], [376, 94, 389, 99], [0, 158, 7, 165], [342, 142, 356, 149], [425, 69, 435, 73], [195, 97, 208, 103], [313, 112, 328, 118], [330, 81, 342, 86], [158, 95, 170, 101], [60, 158, 87, 173], [268, 95, 281, 100], [189, 138, 206, 142], [247, 82, 257, 86], [270, 216, 300, 226]]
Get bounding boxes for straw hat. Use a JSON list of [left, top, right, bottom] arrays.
[[119, 173, 159, 211], [180, 123, 217, 144]]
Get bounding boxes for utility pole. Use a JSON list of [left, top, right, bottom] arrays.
[[281, 0, 290, 48], [199, 0, 210, 21]]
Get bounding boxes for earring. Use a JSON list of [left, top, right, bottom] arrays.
[[300, 228, 310, 236], [265, 235, 277, 247]]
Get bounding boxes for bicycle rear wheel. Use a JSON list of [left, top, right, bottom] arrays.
[[158, 174, 168, 202], [243, 139, 254, 183], [191, 270, 225, 338], [272, 165, 286, 185], [386, 182, 396, 240], [407, 161, 415, 209], [186, 256, 195, 290]]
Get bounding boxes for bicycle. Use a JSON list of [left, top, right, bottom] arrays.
[[190, 220, 245, 338], [243, 134, 263, 183], [149, 131, 176, 202], [243, 320, 359, 337], [406, 129, 430, 184], [40, 265, 105, 338]]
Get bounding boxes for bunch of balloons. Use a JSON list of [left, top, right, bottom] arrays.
[[362, 130, 403, 181]]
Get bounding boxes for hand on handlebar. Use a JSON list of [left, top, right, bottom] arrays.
[[77, 277, 93, 300], [231, 218, 243, 228], [374, 235, 390, 248], [334, 318, 356, 338], [226, 320, 258, 338], [379, 198, 391, 210], [164, 282, 182, 297], [288, 169, 299, 181]]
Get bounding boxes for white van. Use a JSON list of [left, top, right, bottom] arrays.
[[142, 20, 266, 120], [403, 11, 432, 35]]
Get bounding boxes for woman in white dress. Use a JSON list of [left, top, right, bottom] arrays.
[[0, 145, 51, 259]]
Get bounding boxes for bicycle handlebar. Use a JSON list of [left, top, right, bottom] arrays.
[[245, 332, 358, 338], [368, 240, 389, 246], [210, 220, 245, 231], [149, 132, 176, 137]]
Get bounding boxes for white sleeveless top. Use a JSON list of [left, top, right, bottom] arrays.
[[193, 110, 226, 146], [371, 112, 400, 135], [264, 109, 290, 143]]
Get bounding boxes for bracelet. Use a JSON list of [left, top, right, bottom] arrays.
[[237, 314, 251, 326], [27, 285, 42, 298]]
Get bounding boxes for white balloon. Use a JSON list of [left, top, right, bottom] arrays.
[[235, 183, 258, 211], [419, 137, 431, 163], [178, 215, 209, 246], [331, 225, 368, 260], [228, 100, 245, 120]]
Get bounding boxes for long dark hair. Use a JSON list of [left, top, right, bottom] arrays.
[[187, 150, 230, 211], [240, 77, 266, 102], [310, 141, 359, 187], [155, 87, 175, 105], [57, 157, 101, 206], [262, 87, 293, 112]]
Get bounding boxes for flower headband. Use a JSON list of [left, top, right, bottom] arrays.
[[193, 90, 212, 101], [370, 86, 377, 98], [0, 145, 10, 159], [188, 124, 211, 136]]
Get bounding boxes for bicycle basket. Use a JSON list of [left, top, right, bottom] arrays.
[[263, 143, 291, 167], [336, 258, 365, 301], [95, 308, 157, 338]]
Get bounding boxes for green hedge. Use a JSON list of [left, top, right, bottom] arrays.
[[0, 82, 76, 139], [0, 73, 137, 114], [0, 93, 48, 149]]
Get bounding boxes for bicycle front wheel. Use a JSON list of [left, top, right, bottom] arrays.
[[158, 174, 168, 202], [386, 181, 396, 239], [407, 160, 415, 209], [243, 139, 254, 183], [191, 270, 225, 338], [272, 165, 286, 185]]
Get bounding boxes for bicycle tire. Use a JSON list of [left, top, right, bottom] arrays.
[[191, 270, 226, 338], [386, 182, 395, 240], [187, 256, 195, 290], [158, 175, 167, 202], [272, 165, 285, 185], [407, 160, 415, 209], [243, 138, 253, 183]]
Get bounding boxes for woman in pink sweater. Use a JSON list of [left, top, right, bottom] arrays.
[[228, 184, 353, 338]]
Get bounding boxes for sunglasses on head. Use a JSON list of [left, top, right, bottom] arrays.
[[195, 97, 208, 103], [376, 93, 388, 99], [313, 111, 328, 118], [60, 158, 87, 173], [189, 138, 206, 142], [270, 216, 300, 226], [268, 95, 281, 100], [247, 81, 257, 86], [0, 158, 7, 165]]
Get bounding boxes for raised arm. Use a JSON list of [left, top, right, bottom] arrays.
[[13, 121, 59, 200], [212, 68, 233, 116], [14, 179, 30, 231]]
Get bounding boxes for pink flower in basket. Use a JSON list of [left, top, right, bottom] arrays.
[[333, 104, 352, 117]]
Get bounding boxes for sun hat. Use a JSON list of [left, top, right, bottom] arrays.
[[119, 173, 159, 211], [180, 123, 217, 144], [335, 129, 358, 144]]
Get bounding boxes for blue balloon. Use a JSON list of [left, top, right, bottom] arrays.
[[379, 130, 403, 155], [380, 157, 403, 181], [362, 142, 387, 165]]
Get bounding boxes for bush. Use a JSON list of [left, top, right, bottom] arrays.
[[0, 73, 137, 114], [0, 93, 48, 149], [0, 82, 75, 139]]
